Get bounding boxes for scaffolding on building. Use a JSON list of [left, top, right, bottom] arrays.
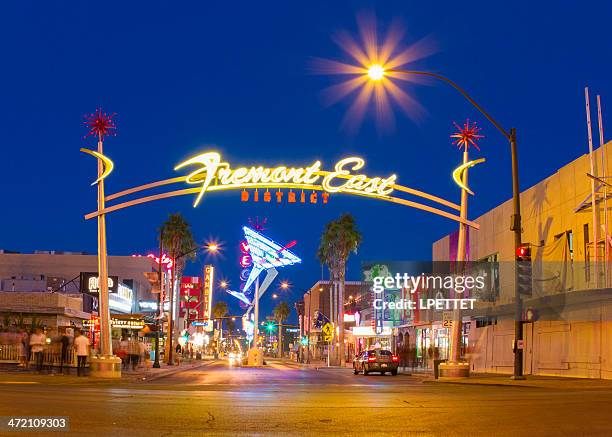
[[574, 88, 609, 287]]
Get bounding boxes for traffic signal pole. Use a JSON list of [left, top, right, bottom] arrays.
[[510, 128, 526, 380]]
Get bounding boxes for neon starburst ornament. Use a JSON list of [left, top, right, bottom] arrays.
[[84, 108, 117, 140], [451, 120, 484, 151], [312, 12, 437, 133]]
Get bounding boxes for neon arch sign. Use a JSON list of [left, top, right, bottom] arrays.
[[83, 150, 480, 229]]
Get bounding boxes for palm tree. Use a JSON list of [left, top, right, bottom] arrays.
[[226, 317, 236, 338], [160, 212, 196, 364], [317, 213, 362, 366], [273, 301, 291, 358], [212, 301, 228, 353]]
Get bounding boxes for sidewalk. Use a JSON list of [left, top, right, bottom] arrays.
[[424, 373, 612, 389], [0, 359, 212, 384]]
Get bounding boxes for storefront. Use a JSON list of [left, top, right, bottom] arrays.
[[350, 326, 393, 356]]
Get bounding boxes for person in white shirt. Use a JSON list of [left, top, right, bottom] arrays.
[[29, 328, 46, 373], [73, 329, 90, 376]]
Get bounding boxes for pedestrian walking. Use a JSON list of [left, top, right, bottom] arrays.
[[175, 343, 182, 366], [18, 329, 29, 368], [59, 330, 72, 374], [128, 337, 140, 370], [138, 340, 147, 368], [73, 329, 90, 376], [118, 337, 129, 369], [29, 328, 46, 373]]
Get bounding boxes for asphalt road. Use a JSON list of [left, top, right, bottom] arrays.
[[1, 359, 611, 436]]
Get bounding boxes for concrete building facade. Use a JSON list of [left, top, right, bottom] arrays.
[[433, 140, 612, 379]]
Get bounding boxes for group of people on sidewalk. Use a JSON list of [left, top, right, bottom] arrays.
[[2, 327, 91, 376], [113, 336, 150, 371]]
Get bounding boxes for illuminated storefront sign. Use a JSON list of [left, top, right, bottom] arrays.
[[139, 301, 169, 312], [80, 272, 118, 294], [352, 326, 392, 337], [180, 276, 202, 320], [202, 265, 214, 332], [84, 317, 144, 329], [111, 318, 145, 329], [109, 283, 133, 313]]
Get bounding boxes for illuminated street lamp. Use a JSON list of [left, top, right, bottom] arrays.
[[319, 20, 524, 378], [81, 109, 121, 378], [167, 240, 220, 366], [367, 64, 385, 81], [368, 65, 523, 378]]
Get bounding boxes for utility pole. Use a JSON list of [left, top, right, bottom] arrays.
[[510, 128, 525, 380]]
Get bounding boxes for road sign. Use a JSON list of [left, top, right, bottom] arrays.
[[442, 311, 454, 328], [322, 322, 333, 342]]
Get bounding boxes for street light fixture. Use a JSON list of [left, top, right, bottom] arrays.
[[167, 240, 220, 366], [318, 24, 523, 377], [368, 66, 523, 379], [367, 64, 385, 81]]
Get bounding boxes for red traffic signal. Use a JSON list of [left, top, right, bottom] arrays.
[[516, 245, 531, 258]]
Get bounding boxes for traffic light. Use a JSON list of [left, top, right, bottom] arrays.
[[516, 244, 532, 296], [265, 321, 276, 333]]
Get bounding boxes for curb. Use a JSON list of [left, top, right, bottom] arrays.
[[140, 361, 212, 382], [422, 379, 540, 388]]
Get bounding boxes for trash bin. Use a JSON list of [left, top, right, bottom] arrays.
[[433, 359, 447, 379]]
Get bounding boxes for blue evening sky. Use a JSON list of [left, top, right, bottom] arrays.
[[1, 1, 610, 319]]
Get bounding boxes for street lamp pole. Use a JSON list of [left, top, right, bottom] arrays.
[[389, 69, 524, 379], [96, 134, 112, 359], [153, 228, 163, 368], [166, 243, 215, 366]]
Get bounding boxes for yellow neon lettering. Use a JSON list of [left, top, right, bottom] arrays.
[[175, 152, 395, 207]]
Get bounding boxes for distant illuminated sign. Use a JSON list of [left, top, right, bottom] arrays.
[[343, 313, 356, 323], [139, 301, 169, 312], [202, 265, 214, 332], [242, 226, 301, 291], [111, 318, 145, 329], [352, 326, 392, 337], [146, 253, 174, 270], [109, 283, 133, 313]]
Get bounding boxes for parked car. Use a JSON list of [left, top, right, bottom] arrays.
[[353, 349, 399, 375]]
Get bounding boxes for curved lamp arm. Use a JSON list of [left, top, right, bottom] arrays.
[[390, 69, 511, 141]]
